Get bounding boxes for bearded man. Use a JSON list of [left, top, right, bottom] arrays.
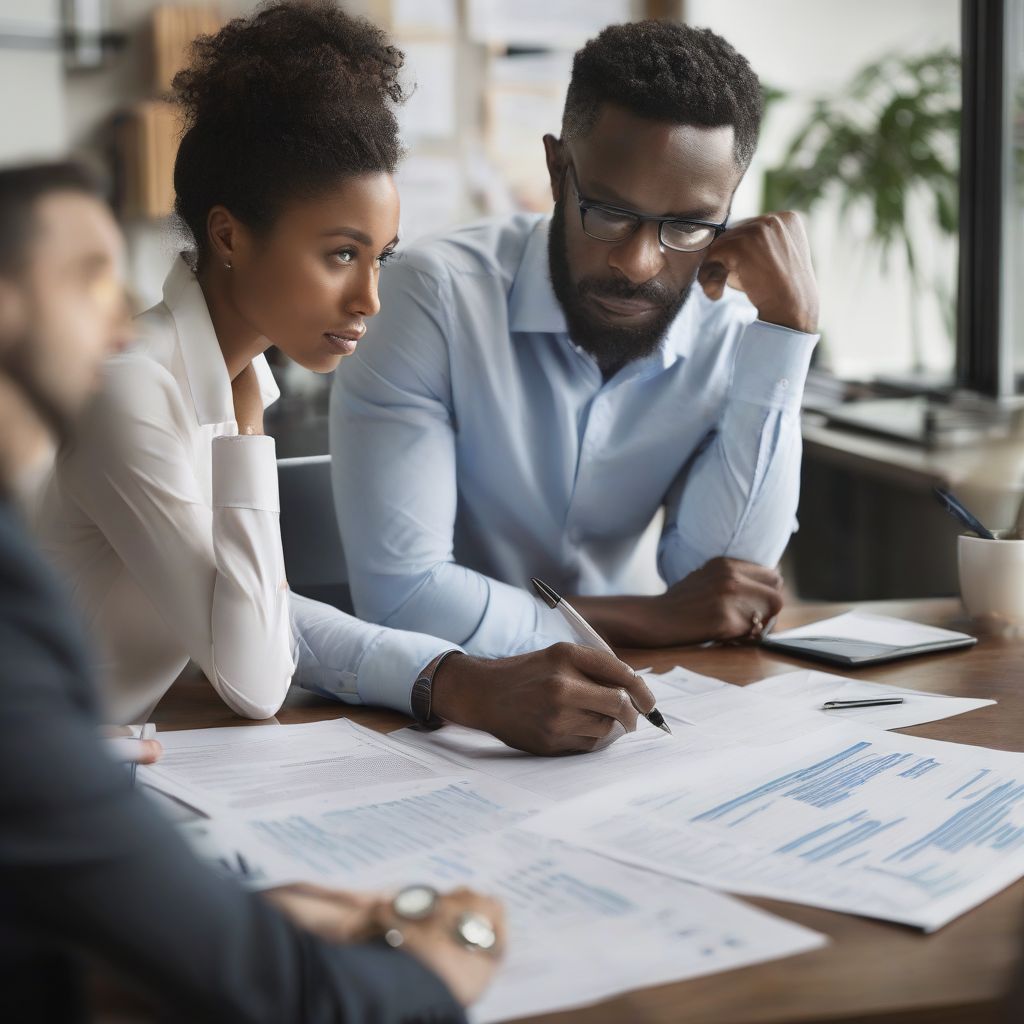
[[330, 21, 819, 732]]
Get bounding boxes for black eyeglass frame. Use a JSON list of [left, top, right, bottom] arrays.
[[566, 162, 729, 253]]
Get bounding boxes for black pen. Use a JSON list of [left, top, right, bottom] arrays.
[[531, 577, 672, 735], [933, 487, 996, 540], [822, 697, 904, 710]]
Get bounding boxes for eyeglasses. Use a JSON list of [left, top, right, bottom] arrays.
[[567, 163, 728, 254]]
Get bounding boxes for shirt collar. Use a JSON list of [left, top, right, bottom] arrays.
[[507, 216, 701, 377], [161, 255, 280, 427]]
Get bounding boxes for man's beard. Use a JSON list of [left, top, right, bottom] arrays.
[[0, 330, 75, 449], [547, 197, 695, 375]]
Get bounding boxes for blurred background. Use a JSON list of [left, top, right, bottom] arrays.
[[4, 0, 1024, 603]]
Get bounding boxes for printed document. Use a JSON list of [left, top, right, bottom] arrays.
[[527, 721, 1024, 930], [367, 829, 826, 1024], [139, 719, 459, 816], [190, 774, 551, 888], [747, 670, 995, 730], [392, 666, 847, 800], [391, 717, 681, 801], [180, 816, 826, 1022]]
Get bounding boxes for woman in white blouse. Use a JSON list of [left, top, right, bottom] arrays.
[[34, 4, 457, 724], [35, 2, 650, 750]]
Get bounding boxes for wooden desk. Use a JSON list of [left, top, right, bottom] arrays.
[[151, 599, 1024, 1024]]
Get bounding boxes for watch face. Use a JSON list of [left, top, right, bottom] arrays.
[[393, 884, 439, 921]]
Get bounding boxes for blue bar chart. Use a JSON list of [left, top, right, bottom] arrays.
[[529, 724, 1024, 930]]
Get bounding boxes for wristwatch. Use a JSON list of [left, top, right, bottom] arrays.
[[384, 884, 498, 954], [410, 649, 460, 728]]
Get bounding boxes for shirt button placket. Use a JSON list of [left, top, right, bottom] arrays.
[[567, 393, 607, 553]]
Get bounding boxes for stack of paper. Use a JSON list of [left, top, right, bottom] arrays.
[[146, 722, 825, 1023], [139, 658, 1013, 1020], [141, 719, 453, 816], [356, 829, 825, 1024]]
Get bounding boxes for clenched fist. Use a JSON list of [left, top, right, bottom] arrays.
[[698, 211, 818, 335]]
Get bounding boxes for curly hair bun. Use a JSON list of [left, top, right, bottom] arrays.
[[172, 0, 407, 263]]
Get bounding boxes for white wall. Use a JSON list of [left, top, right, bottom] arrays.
[[687, 0, 961, 380], [3, 0, 961, 350], [56, 1, 265, 307], [0, 1, 66, 163]]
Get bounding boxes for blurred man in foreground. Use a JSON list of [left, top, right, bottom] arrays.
[[0, 160, 502, 1023]]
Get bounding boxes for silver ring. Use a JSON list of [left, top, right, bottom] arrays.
[[454, 911, 498, 954], [392, 884, 439, 921]]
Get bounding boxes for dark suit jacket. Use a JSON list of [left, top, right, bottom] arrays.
[[0, 499, 464, 1023]]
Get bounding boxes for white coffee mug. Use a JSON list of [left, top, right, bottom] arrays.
[[958, 529, 1024, 625]]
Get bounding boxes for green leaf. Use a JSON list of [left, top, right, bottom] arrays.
[[760, 48, 961, 350]]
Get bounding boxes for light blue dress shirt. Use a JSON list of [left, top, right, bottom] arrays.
[[331, 214, 818, 662]]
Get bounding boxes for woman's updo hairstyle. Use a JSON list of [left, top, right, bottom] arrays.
[[172, 0, 407, 266]]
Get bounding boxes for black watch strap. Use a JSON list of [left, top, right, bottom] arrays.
[[410, 649, 460, 729]]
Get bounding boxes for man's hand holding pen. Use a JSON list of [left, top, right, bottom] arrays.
[[431, 644, 657, 757]]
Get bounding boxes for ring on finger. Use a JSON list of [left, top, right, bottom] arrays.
[[454, 910, 499, 955], [383, 884, 440, 948]]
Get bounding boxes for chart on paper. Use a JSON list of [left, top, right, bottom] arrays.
[[527, 723, 1024, 930], [181, 817, 826, 1022], [198, 774, 551, 887], [360, 829, 826, 1024]]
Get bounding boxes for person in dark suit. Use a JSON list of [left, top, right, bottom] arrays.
[[0, 161, 503, 1022]]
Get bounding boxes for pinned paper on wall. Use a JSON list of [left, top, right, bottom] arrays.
[[390, 0, 458, 36], [483, 52, 574, 211], [397, 41, 458, 143], [467, 0, 632, 48], [394, 155, 465, 242]]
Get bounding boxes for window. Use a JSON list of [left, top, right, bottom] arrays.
[[687, 0, 961, 385]]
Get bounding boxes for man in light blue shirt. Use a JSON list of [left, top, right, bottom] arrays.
[[331, 21, 819, 739]]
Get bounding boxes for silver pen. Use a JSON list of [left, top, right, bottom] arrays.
[[822, 697, 904, 710], [531, 577, 672, 735]]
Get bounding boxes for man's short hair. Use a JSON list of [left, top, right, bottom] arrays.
[[0, 161, 104, 275], [561, 20, 763, 170]]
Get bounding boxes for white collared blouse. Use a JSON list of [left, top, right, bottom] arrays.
[[35, 256, 453, 723]]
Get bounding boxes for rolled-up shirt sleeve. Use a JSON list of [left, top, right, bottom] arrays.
[[658, 319, 818, 583], [57, 357, 294, 719]]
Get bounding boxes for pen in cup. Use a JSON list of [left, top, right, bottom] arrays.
[[531, 576, 672, 735], [933, 487, 996, 541]]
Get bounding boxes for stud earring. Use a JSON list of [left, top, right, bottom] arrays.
[[224, 261, 232, 270]]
